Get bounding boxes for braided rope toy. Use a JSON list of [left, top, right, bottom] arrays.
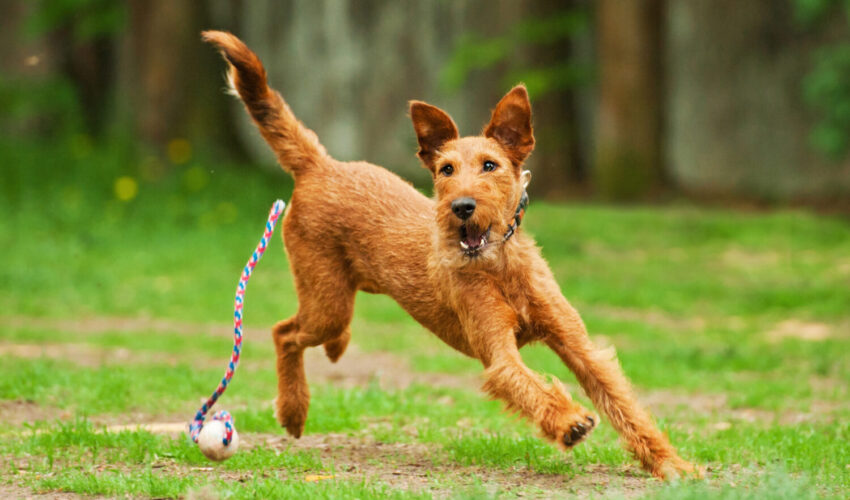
[[188, 199, 285, 461]]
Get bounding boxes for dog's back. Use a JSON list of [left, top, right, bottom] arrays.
[[203, 30, 467, 348]]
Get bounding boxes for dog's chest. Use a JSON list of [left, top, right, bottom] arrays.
[[500, 282, 534, 331]]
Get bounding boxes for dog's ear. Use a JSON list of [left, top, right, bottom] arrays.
[[483, 85, 535, 166], [410, 101, 459, 170]]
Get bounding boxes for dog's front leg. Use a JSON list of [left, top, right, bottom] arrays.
[[532, 288, 696, 479], [461, 290, 597, 448]]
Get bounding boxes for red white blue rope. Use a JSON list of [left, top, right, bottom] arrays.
[[189, 199, 285, 446]]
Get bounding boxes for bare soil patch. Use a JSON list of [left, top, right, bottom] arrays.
[[0, 401, 71, 427], [0, 484, 100, 500], [6, 315, 267, 341], [4, 314, 844, 498], [0, 342, 191, 368], [6, 315, 845, 431], [302, 344, 478, 391], [276, 434, 646, 498], [3, 314, 480, 393], [765, 319, 836, 342], [642, 389, 848, 427], [721, 248, 781, 269], [0, 338, 475, 395], [590, 305, 707, 335], [7, 426, 649, 498], [200, 433, 648, 499]]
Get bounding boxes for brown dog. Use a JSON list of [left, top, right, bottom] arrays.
[[203, 30, 694, 479]]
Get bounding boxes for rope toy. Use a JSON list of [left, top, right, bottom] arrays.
[[188, 199, 285, 461]]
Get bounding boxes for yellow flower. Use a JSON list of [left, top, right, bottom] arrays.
[[114, 176, 138, 202]]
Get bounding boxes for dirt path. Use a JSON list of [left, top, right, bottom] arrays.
[[0, 400, 71, 427], [245, 433, 647, 498], [4, 315, 478, 390], [0, 485, 101, 500], [4, 314, 845, 428], [0, 315, 480, 433], [8, 314, 836, 498], [63, 430, 646, 499], [6, 316, 267, 339]]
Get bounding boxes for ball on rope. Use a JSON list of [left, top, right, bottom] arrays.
[[187, 200, 285, 461], [197, 411, 240, 461]]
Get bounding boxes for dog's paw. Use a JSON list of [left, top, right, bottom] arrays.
[[540, 403, 598, 449], [273, 395, 308, 438], [652, 456, 704, 480], [560, 413, 597, 448]]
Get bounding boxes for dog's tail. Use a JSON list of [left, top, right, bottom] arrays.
[[202, 30, 327, 176]]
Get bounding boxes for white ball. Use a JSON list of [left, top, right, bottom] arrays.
[[197, 419, 239, 461]]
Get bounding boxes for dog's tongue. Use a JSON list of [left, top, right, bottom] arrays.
[[464, 226, 485, 248]]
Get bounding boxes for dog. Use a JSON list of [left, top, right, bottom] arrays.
[[202, 30, 695, 479]]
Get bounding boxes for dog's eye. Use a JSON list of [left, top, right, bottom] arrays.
[[439, 164, 454, 176], [483, 160, 497, 172]]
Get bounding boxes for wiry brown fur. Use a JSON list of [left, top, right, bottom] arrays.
[[203, 31, 697, 480]]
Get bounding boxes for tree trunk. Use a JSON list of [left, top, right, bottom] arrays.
[[524, 0, 588, 199], [666, 0, 850, 201], [594, 0, 664, 200], [116, 0, 241, 160]]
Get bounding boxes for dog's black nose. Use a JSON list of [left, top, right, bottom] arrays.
[[451, 197, 476, 220]]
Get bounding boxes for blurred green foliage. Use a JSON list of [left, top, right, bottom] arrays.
[[24, 0, 125, 42], [441, 9, 591, 98], [1, 1, 125, 139], [804, 44, 850, 158], [793, 0, 850, 158], [0, 77, 83, 137]]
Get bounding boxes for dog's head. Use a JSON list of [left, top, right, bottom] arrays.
[[410, 85, 534, 264]]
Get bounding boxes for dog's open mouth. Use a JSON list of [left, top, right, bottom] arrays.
[[459, 224, 491, 256]]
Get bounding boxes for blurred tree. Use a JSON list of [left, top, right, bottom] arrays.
[[6, 0, 848, 202], [512, 0, 592, 198], [667, 0, 850, 201], [440, 2, 592, 198], [793, 0, 850, 158], [23, 0, 123, 134], [594, 0, 665, 200], [4, 0, 244, 163], [115, 0, 242, 159]]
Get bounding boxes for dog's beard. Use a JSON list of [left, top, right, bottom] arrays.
[[432, 223, 499, 268], [432, 201, 511, 267]]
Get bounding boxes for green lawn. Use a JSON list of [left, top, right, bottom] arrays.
[[1, 137, 849, 498]]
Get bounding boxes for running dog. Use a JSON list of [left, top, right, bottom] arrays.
[[202, 30, 695, 479]]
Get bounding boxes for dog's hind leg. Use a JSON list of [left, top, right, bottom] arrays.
[[271, 315, 309, 437], [272, 243, 355, 438], [535, 294, 696, 479], [322, 327, 350, 363]]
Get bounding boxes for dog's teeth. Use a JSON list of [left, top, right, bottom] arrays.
[[460, 241, 469, 249]]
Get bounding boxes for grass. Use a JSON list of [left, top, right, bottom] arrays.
[[1, 135, 849, 497]]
